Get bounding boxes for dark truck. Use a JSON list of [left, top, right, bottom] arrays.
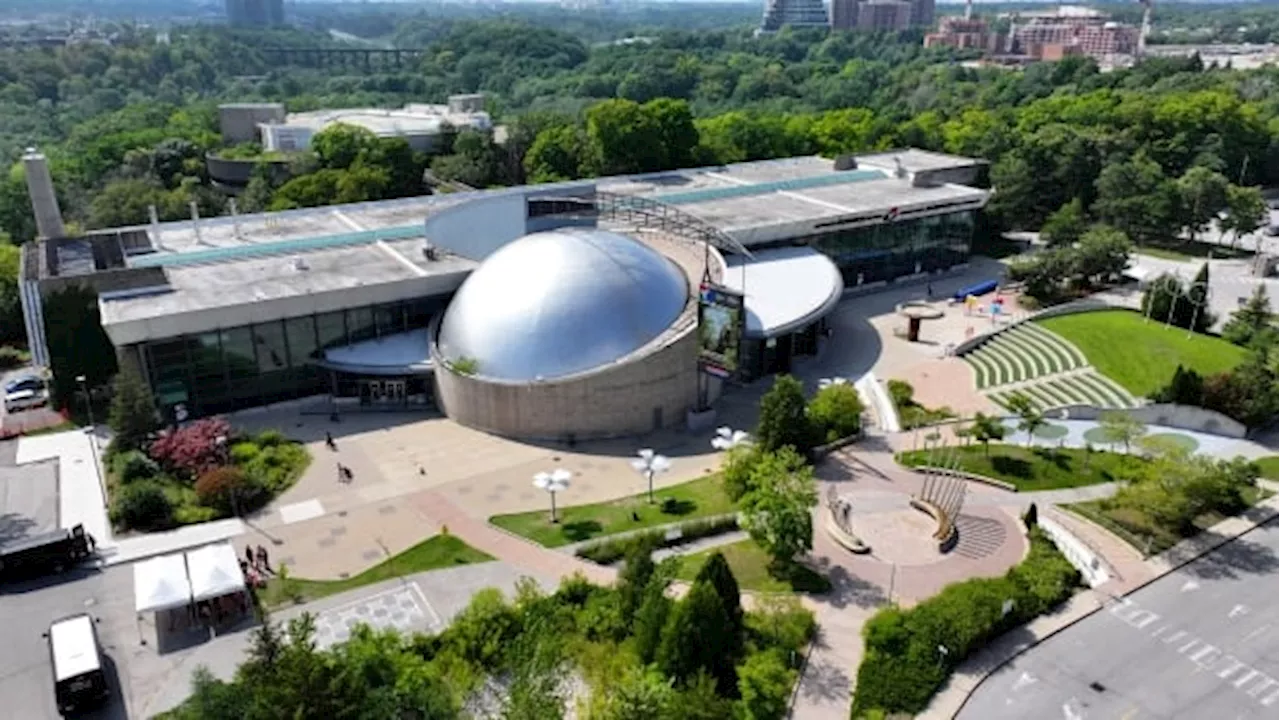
[[0, 524, 95, 581]]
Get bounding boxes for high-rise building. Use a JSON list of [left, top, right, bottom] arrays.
[[758, 0, 829, 34], [910, 0, 935, 28], [831, 0, 859, 30], [856, 1, 913, 31], [226, 0, 285, 28]]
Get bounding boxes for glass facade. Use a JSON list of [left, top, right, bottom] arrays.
[[808, 211, 973, 288], [136, 296, 447, 419]]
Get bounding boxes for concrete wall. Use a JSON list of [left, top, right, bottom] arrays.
[[219, 104, 285, 144], [205, 154, 292, 188], [1039, 514, 1110, 588], [433, 326, 703, 441], [1058, 403, 1247, 439]]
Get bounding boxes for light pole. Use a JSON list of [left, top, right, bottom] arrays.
[[75, 374, 94, 431], [711, 426, 751, 451], [630, 449, 671, 504], [533, 469, 571, 523]]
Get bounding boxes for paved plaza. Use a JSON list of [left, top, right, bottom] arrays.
[[311, 583, 440, 649]]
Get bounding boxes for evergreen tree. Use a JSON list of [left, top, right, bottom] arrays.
[[618, 543, 656, 625], [694, 552, 744, 655], [755, 374, 813, 453], [656, 582, 738, 696], [633, 580, 672, 665], [107, 366, 159, 453], [1222, 285, 1278, 348]]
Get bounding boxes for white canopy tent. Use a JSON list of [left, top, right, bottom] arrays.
[[133, 552, 193, 614], [185, 542, 247, 602]]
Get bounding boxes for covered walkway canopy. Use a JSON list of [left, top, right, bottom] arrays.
[[133, 552, 192, 614], [186, 542, 247, 602], [316, 328, 434, 376], [724, 246, 844, 339]]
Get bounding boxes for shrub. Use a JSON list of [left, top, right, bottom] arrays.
[[0, 345, 28, 370], [241, 440, 310, 493], [114, 450, 160, 484], [576, 515, 739, 565], [806, 383, 864, 443], [737, 649, 796, 720], [229, 441, 261, 464], [886, 379, 914, 408], [850, 529, 1079, 717], [723, 444, 763, 501], [195, 466, 266, 515], [756, 374, 815, 452], [255, 429, 287, 447], [150, 417, 232, 479], [111, 481, 175, 531]]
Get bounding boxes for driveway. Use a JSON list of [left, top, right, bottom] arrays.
[[0, 439, 58, 545]]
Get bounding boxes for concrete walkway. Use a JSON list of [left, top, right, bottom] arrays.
[[15, 429, 111, 547]]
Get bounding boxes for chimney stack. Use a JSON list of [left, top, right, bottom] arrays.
[[22, 148, 66, 239]]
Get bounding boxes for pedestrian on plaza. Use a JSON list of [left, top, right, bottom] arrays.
[[256, 545, 271, 574], [325, 431, 336, 451], [337, 461, 345, 482], [245, 544, 255, 568], [343, 465, 354, 481], [926, 282, 933, 299]]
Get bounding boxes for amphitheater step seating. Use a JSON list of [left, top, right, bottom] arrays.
[[961, 323, 1137, 411], [962, 324, 1085, 389]]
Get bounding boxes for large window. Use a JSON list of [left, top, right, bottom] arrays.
[[316, 311, 346, 349], [285, 316, 319, 365], [251, 320, 289, 372], [347, 307, 376, 344], [811, 211, 974, 287], [376, 303, 406, 338], [221, 327, 257, 380]]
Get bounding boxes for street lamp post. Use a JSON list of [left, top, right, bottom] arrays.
[[711, 426, 751, 452], [75, 374, 94, 430], [533, 469, 572, 523], [630, 449, 671, 504]]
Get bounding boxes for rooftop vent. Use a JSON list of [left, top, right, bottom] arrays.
[[833, 155, 858, 171], [293, 257, 310, 271]]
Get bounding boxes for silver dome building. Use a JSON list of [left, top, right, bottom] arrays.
[[435, 228, 688, 381], [431, 227, 707, 441]]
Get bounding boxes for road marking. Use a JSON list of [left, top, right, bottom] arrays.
[[1013, 671, 1037, 692], [1228, 604, 1249, 619], [1062, 698, 1085, 720], [1188, 644, 1222, 669], [1180, 579, 1200, 593], [1218, 657, 1248, 679], [1161, 630, 1188, 645], [1233, 670, 1261, 689]]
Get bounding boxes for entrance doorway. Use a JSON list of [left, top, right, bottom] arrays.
[[360, 378, 407, 407]]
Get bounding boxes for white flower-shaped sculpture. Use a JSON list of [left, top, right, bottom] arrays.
[[533, 468, 572, 523], [711, 426, 753, 451], [630, 448, 671, 504]]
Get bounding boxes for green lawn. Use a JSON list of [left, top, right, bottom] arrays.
[[262, 534, 493, 608], [675, 539, 831, 594], [897, 444, 1144, 492], [490, 474, 734, 548], [1036, 310, 1246, 397], [1255, 456, 1279, 481]]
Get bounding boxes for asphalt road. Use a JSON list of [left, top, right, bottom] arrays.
[[0, 565, 134, 720], [960, 519, 1280, 720], [0, 440, 59, 545]]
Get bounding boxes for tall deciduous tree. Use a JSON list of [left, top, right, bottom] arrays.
[[1040, 198, 1089, 247], [1175, 166, 1230, 243], [740, 450, 818, 568], [1094, 153, 1180, 246], [755, 374, 813, 453], [1098, 410, 1147, 453], [1221, 184, 1268, 249], [969, 413, 1007, 456]]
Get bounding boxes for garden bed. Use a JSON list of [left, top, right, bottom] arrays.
[[107, 418, 311, 532], [490, 473, 734, 547], [896, 444, 1144, 492], [1063, 484, 1269, 556]]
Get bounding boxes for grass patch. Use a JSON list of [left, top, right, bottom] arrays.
[[675, 539, 831, 594], [1065, 484, 1268, 556], [1135, 240, 1250, 262], [1254, 456, 1279, 481], [1037, 310, 1246, 397], [490, 473, 734, 548], [897, 444, 1144, 492], [260, 534, 493, 609]]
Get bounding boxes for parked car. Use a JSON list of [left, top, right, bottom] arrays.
[[45, 613, 111, 716], [4, 387, 49, 413], [4, 374, 43, 394]]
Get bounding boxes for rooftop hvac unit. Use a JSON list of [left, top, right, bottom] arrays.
[[422, 242, 439, 261], [293, 257, 310, 271], [833, 155, 859, 171]]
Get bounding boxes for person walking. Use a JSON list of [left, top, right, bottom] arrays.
[[325, 431, 336, 451], [256, 545, 271, 574], [245, 544, 255, 569]]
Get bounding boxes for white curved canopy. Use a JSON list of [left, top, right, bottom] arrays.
[[186, 542, 246, 602], [723, 246, 843, 339]]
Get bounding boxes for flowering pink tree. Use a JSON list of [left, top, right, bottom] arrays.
[[150, 417, 232, 479]]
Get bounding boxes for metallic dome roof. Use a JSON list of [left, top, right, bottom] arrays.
[[436, 228, 689, 381]]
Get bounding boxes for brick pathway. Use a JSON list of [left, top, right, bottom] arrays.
[[311, 582, 440, 649]]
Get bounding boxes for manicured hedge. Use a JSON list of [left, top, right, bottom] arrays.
[[576, 514, 739, 564], [850, 529, 1080, 718]]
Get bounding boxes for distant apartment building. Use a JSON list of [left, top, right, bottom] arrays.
[[829, 0, 935, 32], [225, 0, 285, 28], [758, 0, 830, 33], [925, 5, 1139, 63]]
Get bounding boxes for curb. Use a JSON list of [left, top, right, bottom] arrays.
[[943, 501, 1280, 719]]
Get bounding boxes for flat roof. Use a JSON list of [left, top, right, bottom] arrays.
[[49, 614, 99, 681], [281, 106, 490, 136], [723, 246, 844, 338]]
